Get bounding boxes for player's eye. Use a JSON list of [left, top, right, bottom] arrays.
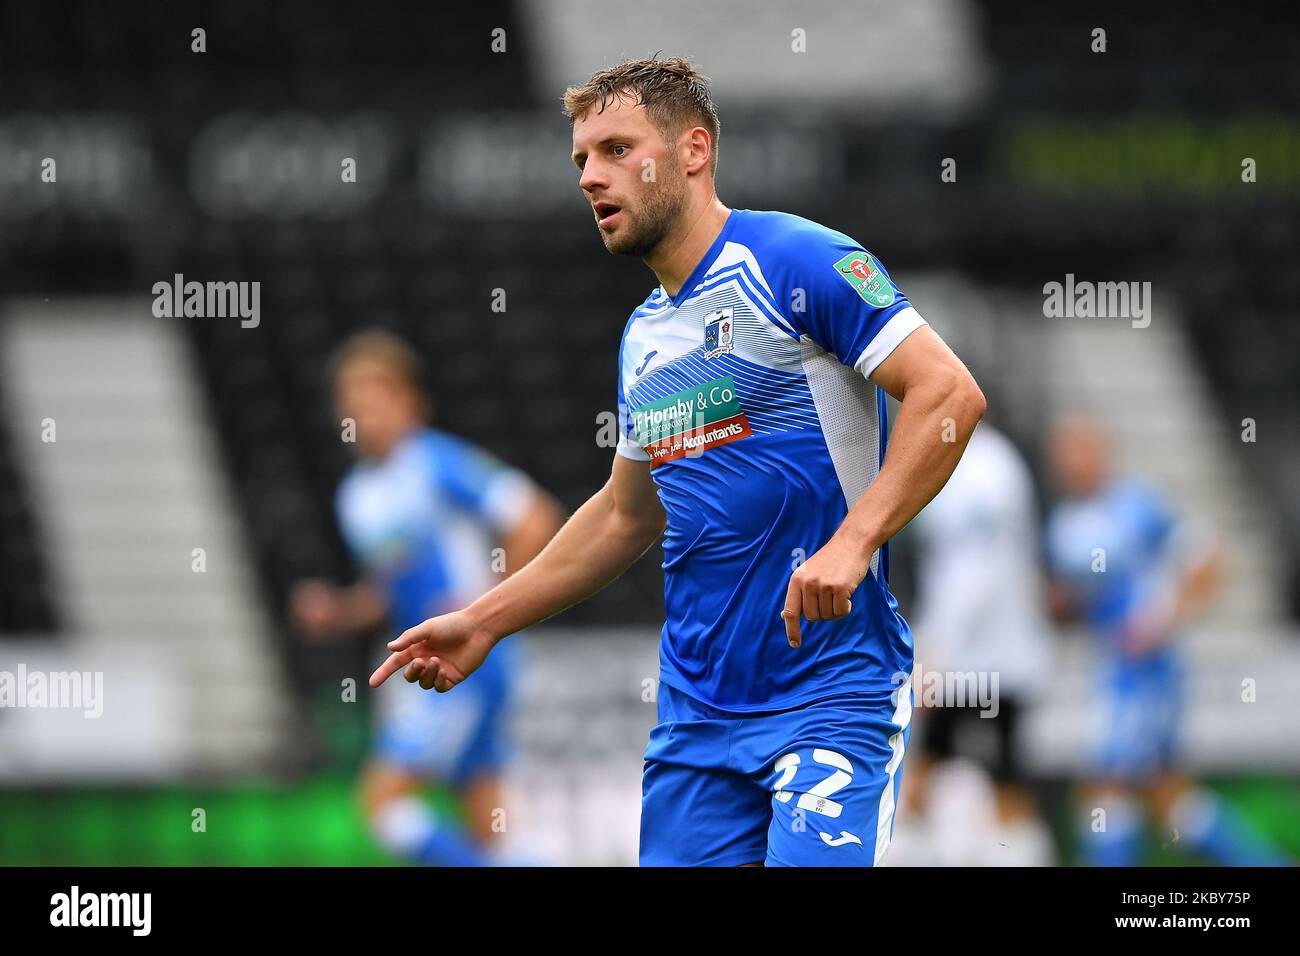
[[612, 145, 629, 157]]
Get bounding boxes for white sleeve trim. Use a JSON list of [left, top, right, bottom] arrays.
[[616, 434, 651, 462], [853, 306, 928, 379]]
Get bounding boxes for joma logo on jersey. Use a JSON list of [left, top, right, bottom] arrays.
[[833, 251, 895, 308], [632, 373, 752, 467], [703, 308, 735, 359]]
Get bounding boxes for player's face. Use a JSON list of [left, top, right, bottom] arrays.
[[334, 361, 423, 459], [1050, 419, 1109, 497], [571, 97, 688, 258]]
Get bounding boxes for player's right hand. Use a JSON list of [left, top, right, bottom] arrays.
[[368, 609, 493, 693]]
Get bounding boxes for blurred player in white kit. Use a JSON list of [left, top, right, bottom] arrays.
[[895, 422, 1055, 866]]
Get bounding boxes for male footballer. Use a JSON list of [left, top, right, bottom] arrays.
[[371, 56, 986, 866]]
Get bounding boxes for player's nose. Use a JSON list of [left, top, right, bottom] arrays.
[[579, 158, 608, 194]]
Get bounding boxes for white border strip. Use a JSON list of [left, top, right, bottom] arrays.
[[853, 306, 927, 379]]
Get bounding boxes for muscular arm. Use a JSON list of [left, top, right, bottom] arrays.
[[469, 453, 665, 642], [845, 325, 987, 551], [369, 451, 667, 690], [293, 489, 566, 641], [782, 325, 986, 645]]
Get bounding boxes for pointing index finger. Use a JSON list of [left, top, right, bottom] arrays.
[[782, 577, 803, 648], [369, 648, 416, 688]]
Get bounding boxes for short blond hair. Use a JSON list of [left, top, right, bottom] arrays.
[[562, 54, 721, 175], [328, 329, 430, 400]]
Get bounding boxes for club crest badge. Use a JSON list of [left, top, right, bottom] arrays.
[[703, 308, 735, 360]]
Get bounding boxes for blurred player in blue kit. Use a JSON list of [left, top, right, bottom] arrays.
[[1046, 415, 1289, 866], [369, 57, 987, 866], [291, 331, 564, 866]]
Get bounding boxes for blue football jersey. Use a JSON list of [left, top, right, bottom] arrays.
[[616, 208, 927, 711], [1045, 477, 1180, 646], [336, 426, 533, 631]]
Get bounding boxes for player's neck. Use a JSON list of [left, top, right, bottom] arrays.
[[363, 421, 422, 462], [647, 197, 730, 298]]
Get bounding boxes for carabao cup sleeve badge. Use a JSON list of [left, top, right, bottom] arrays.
[[832, 251, 896, 308]]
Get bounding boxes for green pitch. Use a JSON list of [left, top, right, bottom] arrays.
[[0, 775, 1294, 866], [0, 775, 463, 866]]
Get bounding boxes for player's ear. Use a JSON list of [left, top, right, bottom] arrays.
[[682, 126, 712, 177]]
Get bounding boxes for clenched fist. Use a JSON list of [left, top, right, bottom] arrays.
[[780, 534, 872, 649]]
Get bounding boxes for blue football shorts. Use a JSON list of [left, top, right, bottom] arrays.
[[1096, 646, 1183, 781], [640, 675, 914, 866]]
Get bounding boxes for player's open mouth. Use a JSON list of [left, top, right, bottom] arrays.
[[594, 202, 622, 228]]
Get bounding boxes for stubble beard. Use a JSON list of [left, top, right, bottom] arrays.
[[602, 164, 688, 259]]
